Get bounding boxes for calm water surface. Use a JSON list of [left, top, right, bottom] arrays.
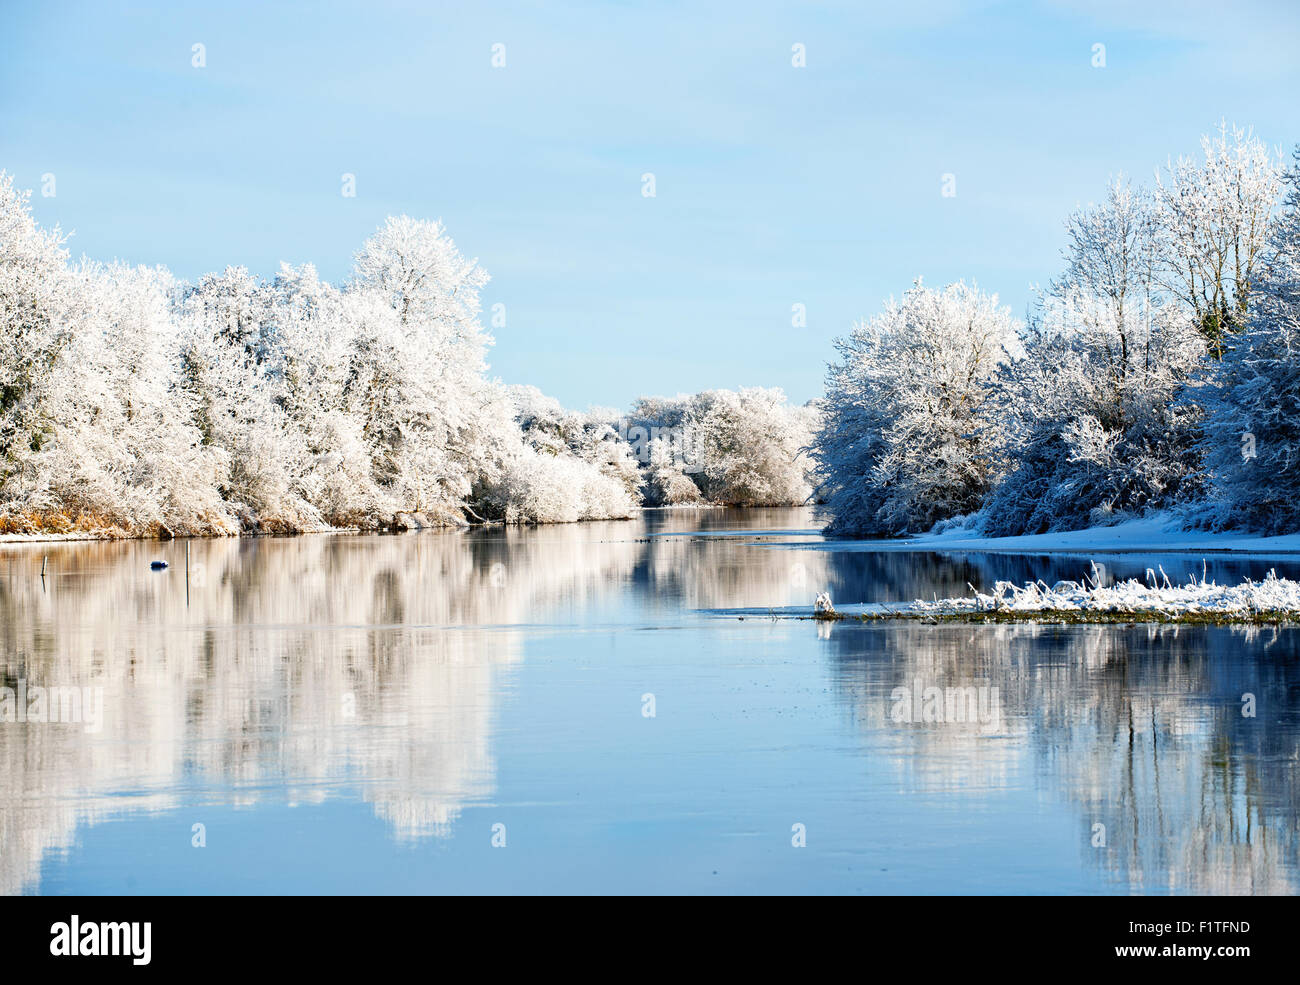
[[2, 507, 1298, 894]]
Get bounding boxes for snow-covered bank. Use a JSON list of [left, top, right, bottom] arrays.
[[805, 514, 1300, 556], [0, 514, 638, 545], [709, 569, 1300, 624], [0, 526, 362, 545]]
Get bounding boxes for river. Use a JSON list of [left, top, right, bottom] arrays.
[[2, 507, 1297, 894]]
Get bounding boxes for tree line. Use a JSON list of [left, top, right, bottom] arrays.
[[0, 182, 815, 537]]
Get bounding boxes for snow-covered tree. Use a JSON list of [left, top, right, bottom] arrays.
[[0, 171, 71, 512], [982, 303, 1204, 535], [689, 387, 816, 506], [1058, 178, 1163, 375], [472, 385, 639, 523], [623, 396, 699, 506], [641, 433, 705, 506], [0, 186, 664, 534], [2, 177, 227, 534], [345, 216, 509, 521], [264, 264, 389, 525], [475, 443, 637, 524], [178, 266, 317, 530], [1154, 123, 1283, 356], [813, 280, 1019, 536], [34, 262, 228, 533], [506, 386, 641, 501], [1193, 146, 1300, 533], [982, 180, 1206, 535]]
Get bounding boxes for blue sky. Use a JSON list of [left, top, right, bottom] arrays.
[[3, 0, 1298, 408]]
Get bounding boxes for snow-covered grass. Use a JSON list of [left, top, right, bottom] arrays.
[[913, 568, 1300, 620], [800, 567, 1300, 624]]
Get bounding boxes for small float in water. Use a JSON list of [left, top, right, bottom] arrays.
[[149, 560, 168, 570]]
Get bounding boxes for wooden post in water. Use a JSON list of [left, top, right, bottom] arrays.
[[185, 542, 191, 606], [41, 555, 47, 576]]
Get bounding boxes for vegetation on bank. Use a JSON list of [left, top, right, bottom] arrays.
[[0, 175, 816, 539], [813, 124, 1300, 540]]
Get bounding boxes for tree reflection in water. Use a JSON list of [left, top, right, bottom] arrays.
[[2, 507, 1298, 894]]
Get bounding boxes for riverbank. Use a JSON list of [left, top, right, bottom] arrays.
[[806, 513, 1300, 556], [0, 515, 523, 545], [0, 501, 766, 545]]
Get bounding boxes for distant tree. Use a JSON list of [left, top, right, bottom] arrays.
[[641, 433, 705, 506], [624, 395, 699, 506], [628, 389, 816, 507], [690, 387, 816, 506], [479, 385, 640, 522]]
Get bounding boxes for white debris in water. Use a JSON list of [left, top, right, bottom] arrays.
[[814, 592, 836, 615], [908, 567, 1300, 618]]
